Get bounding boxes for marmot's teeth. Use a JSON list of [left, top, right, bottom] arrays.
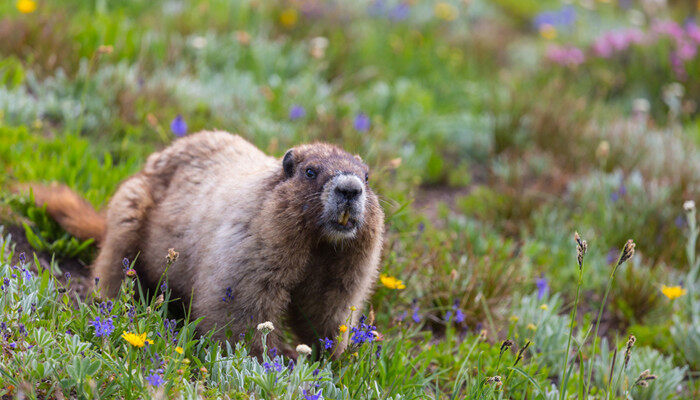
[[338, 211, 350, 226]]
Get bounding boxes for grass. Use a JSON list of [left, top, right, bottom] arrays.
[[1, 0, 699, 398]]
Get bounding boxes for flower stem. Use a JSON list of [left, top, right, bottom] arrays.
[[584, 261, 620, 398], [560, 263, 584, 400]]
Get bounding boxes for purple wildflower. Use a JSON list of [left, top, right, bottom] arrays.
[[546, 44, 585, 67], [18, 324, 27, 337], [536, 275, 549, 301], [19, 252, 26, 264], [289, 105, 306, 120], [99, 300, 113, 315], [171, 115, 188, 137], [350, 315, 376, 345], [388, 3, 410, 21], [65, 272, 71, 280], [320, 337, 334, 350], [94, 277, 99, 286], [411, 305, 421, 323], [353, 113, 371, 132], [122, 258, 130, 270], [444, 310, 453, 322], [303, 389, 323, 400], [532, 6, 576, 30], [375, 344, 382, 358], [145, 372, 164, 387], [90, 316, 115, 337], [453, 303, 465, 323], [221, 287, 234, 303]]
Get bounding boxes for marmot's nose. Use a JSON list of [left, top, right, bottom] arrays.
[[334, 179, 363, 201]]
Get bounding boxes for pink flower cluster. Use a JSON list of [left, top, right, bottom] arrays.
[[592, 28, 645, 58], [546, 44, 585, 67], [547, 18, 700, 79]]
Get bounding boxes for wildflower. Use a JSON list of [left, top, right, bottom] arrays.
[[539, 304, 549, 311], [684, 200, 696, 212], [302, 389, 323, 400], [353, 113, 371, 132], [98, 300, 113, 315], [90, 316, 115, 337], [444, 310, 452, 321], [411, 305, 421, 323], [535, 275, 549, 300], [539, 24, 557, 40], [121, 331, 153, 347], [388, 2, 410, 21], [350, 306, 357, 311], [122, 258, 130, 270], [546, 44, 585, 67], [279, 8, 298, 28], [309, 37, 329, 59], [235, 30, 251, 46], [171, 115, 187, 137], [661, 285, 687, 300], [296, 344, 312, 356], [19, 252, 26, 264], [509, 315, 519, 323], [94, 277, 100, 287], [191, 36, 207, 49], [533, 5, 575, 31], [65, 272, 71, 280], [126, 269, 137, 277], [454, 308, 465, 323], [18, 324, 27, 337], [21, 268, 32, 282], [221, 287, 234, 303], [350, 315, 376, 345], [526, 323, 537, 331], [618, 239, 636, 266], [289, 105, 306, 120], [320, 337, 334, 350], [434, 2, 458, 21], [175, 346, 184, 354], [257, 321, 274, 333], [145, 371, 164, 387], [16, 0, 37, 13], [379, 274, 405, 289], [375, 344, 382, 358]]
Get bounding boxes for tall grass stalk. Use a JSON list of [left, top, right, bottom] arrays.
[[584, 239, 635, 398], [559, 232, 586, 400]]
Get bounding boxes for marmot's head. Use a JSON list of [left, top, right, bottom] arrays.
[[279, 143, 381, 242]]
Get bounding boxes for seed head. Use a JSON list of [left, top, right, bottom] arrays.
[[574, 231, 588, 269], [500, 339, 514, 354], [683, 200, 696, 212], [166, 248, 179, 264], [624, 335, 636, 369], [296, 344, 312, 356], [514, 340, 531, 366], [634, 369, 657, 387], [486, 376, 503, 388], [618, 239, 636, 266], [257, 321, 275, 333]]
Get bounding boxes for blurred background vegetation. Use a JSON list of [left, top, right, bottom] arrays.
[[1, 0, 699, 398]]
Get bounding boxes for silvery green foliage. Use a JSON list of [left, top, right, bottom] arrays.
[[511, 293, 580, 370], [592, 338, 687, 400]]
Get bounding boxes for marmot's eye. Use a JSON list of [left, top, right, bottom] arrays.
[[305, 168, 317, 179], [364, 173, 369, 183]]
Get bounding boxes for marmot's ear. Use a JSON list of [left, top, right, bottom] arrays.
[[283, 149, 295, 178]]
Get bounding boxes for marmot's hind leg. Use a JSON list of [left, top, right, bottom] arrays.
[[92, 175, 153, 297]]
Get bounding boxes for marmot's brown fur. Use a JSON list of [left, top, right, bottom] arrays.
[[27, 131, 384, 357]]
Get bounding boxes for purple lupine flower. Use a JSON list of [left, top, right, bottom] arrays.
[[444, 310, 453, 322], [397, 310, 407, 322], [18, 252, 26, 264], [303, 389, 323, 400], [411, 305, 421, 323], [350, 315, 376, 345], [535, 275, 549, 301], [99, 300, 113, 315], [145, 372, 164, 387], [375, 344, 382, 358], [90, 316, 115, 337], [353, 113, 371, 132], [289, 105, 306, 120], [532, 6, 576, 30], [453, 304, 465, 323], [65, 272, 71, 280], [171, 115, 188, 137], [122, 258, 130, 270], [388, 3, 410, 21], [221, 286, 234, 303]]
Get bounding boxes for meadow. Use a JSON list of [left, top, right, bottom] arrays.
[[0, 0, 699, 398]]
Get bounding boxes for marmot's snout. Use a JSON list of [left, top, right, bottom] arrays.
[[322, 173, 367, 239]]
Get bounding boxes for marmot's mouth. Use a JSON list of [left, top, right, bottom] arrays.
[[330, 211, 357, 232]]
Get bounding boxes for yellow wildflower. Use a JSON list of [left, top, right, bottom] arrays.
[[539, 24, 557, 40], [509, 315, 519, 323], [379, 274, 406, 290], [661, 285, 687, 300], [526, 323, 537, 331], [539, 304, 549, 311], [350, 306, 357, 311], [339, 324, 348, 333], [352, 352, 359, 357], [279, 8, 298, 28], [121, 331, 153, 348], [175, 346, 184, 354], [434, 2, 458, 21], [16, 0, 37, 14]]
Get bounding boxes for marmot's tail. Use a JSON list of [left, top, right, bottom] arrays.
[[16, 183, 106, 244]]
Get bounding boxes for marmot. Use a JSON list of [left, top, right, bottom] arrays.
[[26, 131, 384, 356]]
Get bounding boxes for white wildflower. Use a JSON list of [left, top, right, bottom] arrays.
[[296, 344, 312, 356], [256, 321, 274, 332], [684, 200, 695, 212]]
